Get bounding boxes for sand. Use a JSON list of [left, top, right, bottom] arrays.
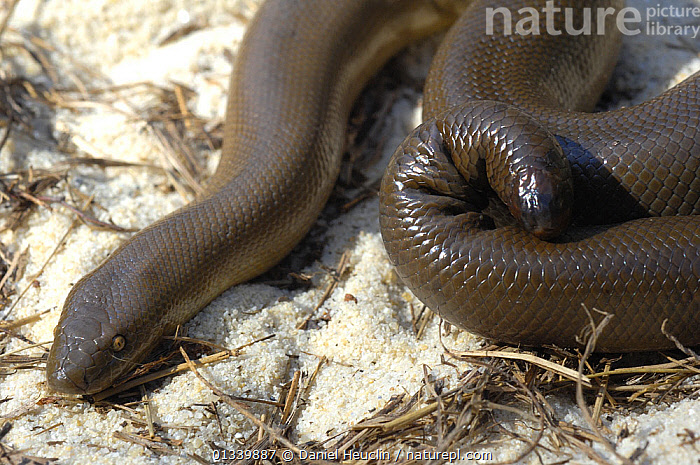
[[1, 0, 699, 463]]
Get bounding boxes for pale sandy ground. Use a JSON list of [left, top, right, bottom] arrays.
[[1, 0, 699, 463]]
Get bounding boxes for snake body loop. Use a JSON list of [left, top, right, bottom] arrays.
[[380, 0, 700, 351], [47, 0, 700, 395]]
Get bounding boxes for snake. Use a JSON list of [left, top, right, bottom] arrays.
[[45, 0, 700, 395]]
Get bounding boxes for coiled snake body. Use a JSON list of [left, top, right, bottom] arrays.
[[47, 0, 700, 395]]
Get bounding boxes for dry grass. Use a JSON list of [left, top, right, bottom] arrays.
[[156, 312, 697, 465], [0, 18, 221, 463]]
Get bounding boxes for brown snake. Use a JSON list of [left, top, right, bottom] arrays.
[[46, 0, 700, 395]]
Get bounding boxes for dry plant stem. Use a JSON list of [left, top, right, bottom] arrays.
[[140, 385, 155, 439], [664, 355, 700, 373], [297, 250, 350, 330], [63, 156, 161, 171], [356, 401, 440, 432], [433, 402, 477, 457], [210, 402, 225, 441], [492, 368, 551, 465], [36, 196, 137, 232], [33, 422, 62, 437], [56, 78, 209, 200], [0, 0, 20, 46], [173, 85, 192, 133], [112, 431, 176, 456], [593, 361, 613, 428], [0, 422, 53, 465], [415, 305, 434, 340], [281, 370, 300, 424], [92, 350, 231, 402], [0, 120, 12, 154], [186, 454, 210, 465], [655, 375, 693, 405], [0, 212, 81, 321], [585, 358, 700, 378], [150, 124, 202, 198], [661, 319, 700, 360], [281, 358, 326, 432], [230, 360, 326, 465], [178, 347, 302, 455], [0, 248, 23, 298], [0, 339, 51, 358], [575, 309, 633, 465], [163, 334, 238, 354], [454, 349, 593, 388], [0, 306, 48, 332], [92, 334, 274, 401], [256, 413, 266, 442]]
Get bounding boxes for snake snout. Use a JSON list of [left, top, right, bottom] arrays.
[[46, 353, 87, 395], [46, 310, 120, 395], [513, 164, 574, 240]]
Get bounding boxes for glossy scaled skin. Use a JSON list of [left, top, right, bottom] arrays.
[[380, 0, 700, 351], [47, 0, 699, 395], [46, 0, 467, 395]]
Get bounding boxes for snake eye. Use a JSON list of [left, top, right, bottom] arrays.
[[111, 335, 126, 352]]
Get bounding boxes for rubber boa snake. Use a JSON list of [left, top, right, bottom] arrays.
[[46, 0, 700, 395]]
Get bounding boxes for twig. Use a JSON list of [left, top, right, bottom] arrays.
[[297, 250, 350, 329], [0, 247, 24, 299], [662, 319, 700, 360], [92, 350, 231, 402], [454, 349, 593, 388], [178, 347, 302, 454], [575, 306, 632, 465], [92, 334, 274, 401], [0, 0, 20, 42], [1, 196, 89, 320]]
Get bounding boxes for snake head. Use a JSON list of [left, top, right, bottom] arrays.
[[510, 151, 574, 240], [46, 289, 144, 395]]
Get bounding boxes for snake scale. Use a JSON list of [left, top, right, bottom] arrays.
[[46, 0, 700, 395]]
